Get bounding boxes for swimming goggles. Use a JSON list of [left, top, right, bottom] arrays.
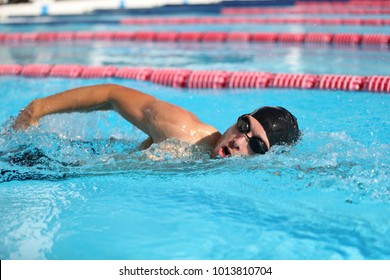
[[237, 115, 268, 154]]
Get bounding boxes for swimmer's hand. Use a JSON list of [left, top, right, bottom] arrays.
[[13, 99, 42, 130]]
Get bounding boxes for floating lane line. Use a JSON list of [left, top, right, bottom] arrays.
[[120, 17, 390, 26], [0, 31, 389, 47], [0, 64, 388, 93]]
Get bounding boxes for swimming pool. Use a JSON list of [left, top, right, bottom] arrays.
[[0, 4, 389, 260]]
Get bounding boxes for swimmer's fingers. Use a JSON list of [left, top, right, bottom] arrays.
[[13, 110, 37, 130], [13, 102, 40, 130]]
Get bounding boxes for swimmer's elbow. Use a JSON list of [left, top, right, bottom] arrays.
[[101, 84, 124, 96], [98, 84, 128, 107], [106, 84, 132, 100], [107, 84, 153, 105]]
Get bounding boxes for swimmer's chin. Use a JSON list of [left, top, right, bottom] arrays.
[[209, 149, 218, 159]]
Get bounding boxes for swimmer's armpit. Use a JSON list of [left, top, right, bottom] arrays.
[[138, 137, 153, 150]]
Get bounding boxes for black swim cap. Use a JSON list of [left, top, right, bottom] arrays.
[[250, 106, 300, 147]]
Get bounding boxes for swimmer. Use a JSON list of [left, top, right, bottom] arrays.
[[13, 84, 300, 158]]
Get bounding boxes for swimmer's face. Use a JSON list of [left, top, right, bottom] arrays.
[[210, 115, 270, 159]]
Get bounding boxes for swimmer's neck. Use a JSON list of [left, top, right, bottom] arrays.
[[195, 131, 222, 154], [138, 132, 222, 155]]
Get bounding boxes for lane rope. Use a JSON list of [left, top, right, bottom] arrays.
[[0, 31, 389, 46], [220, 7, 390, 15], [0, 64, 388, 93], [295, 1, 390, 7], [120, 17, 390, 26]]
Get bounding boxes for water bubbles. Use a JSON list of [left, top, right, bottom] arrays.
[[0, 119, 214, 182], [1, 117, 389, 203], [142, 139, 208, 162]]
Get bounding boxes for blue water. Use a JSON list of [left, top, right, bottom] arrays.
[[0, 13, 390, 260], [0, 41, 389, 76]]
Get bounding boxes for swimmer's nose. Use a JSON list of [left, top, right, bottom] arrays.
[[230, 138, 241, 151], [231, 135, 249, 152]]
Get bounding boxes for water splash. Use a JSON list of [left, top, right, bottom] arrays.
[[1, 118, 389, 203], [267, 131, 390, 203], [0, 118, 209, 182]]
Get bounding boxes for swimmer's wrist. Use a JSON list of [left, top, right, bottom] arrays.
[[29, 98, 45, 120]]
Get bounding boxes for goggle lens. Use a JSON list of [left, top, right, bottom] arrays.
[[237, 115, 268, 154]]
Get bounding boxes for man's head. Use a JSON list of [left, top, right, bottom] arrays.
[[211, 106, 300, 158]]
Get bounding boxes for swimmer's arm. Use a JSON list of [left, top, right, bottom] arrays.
[[13, 84, 156, 133]]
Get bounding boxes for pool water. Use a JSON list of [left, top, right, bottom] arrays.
[[0, 12, 389, 260], [1, 41, 389, 76]]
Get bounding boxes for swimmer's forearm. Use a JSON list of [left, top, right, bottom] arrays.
[[36, 84, 117, 117], [14, 84, 116, 130], [14, 84, 155, 131]]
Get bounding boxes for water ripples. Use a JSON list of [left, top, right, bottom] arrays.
[[0, 119, 389, 204]]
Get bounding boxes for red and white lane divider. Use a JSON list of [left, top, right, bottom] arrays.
[[220, 7, 390, 15], [295, 1, 390, 7], [0, 31, 389, 46], [0, 64, 388, 93], [120, 17, 390, 26]]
